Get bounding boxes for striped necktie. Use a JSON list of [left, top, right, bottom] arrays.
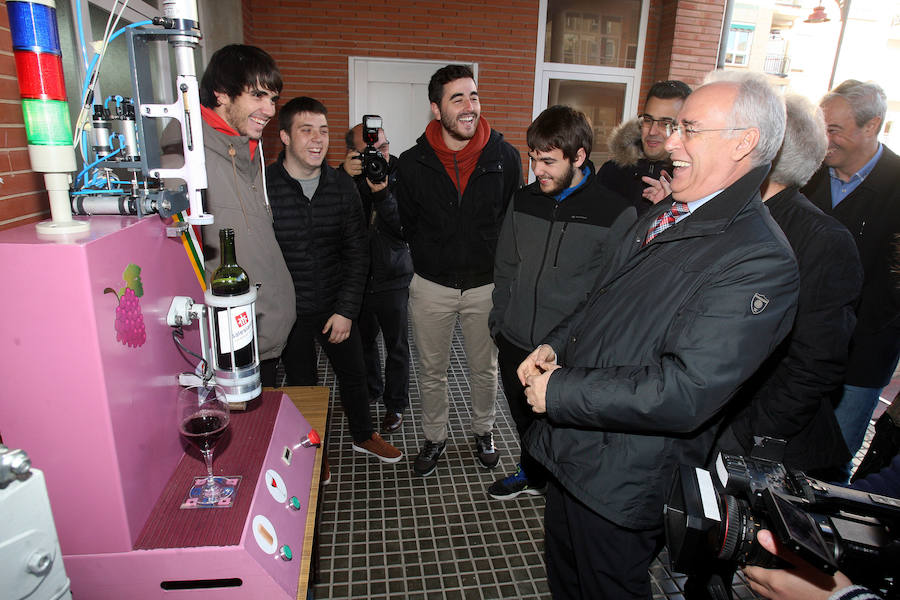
[[644, 201, 690, 246]]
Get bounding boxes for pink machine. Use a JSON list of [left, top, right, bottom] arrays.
[[0, 216, 318, 598]]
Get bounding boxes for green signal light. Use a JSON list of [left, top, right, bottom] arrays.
[[21, 99, 73, 145]]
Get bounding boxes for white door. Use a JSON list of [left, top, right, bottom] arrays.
[[348, 57, 478, 156]]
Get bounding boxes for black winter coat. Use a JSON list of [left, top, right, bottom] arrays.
[[266, 155, 368, 320], [396, 129, 522, 290], [597, 118, 673, 217], [714, 187, 862, 472], [526, 165, 800, 530], [490, 162, 636, 349], [802, 146, 900, 388], [597, 157, 671, 218], [344, 155, 413, 293]]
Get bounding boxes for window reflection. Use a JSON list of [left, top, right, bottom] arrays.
[[548, 79, 626, 166], [546, 0, 642, 68]]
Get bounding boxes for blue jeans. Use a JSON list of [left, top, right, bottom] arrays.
[[835, 384, 883, 478]]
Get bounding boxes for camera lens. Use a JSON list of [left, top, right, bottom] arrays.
[[717, 494, 777, 568], [362, 150, 388, 184]]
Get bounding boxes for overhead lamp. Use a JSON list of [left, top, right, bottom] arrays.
[[804, 5, 830, 23]]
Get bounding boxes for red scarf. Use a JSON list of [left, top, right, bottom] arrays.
[[425, 116, 490, 195], [200, 105, 259, 160]]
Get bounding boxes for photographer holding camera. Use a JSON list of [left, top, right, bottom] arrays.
[[743, 451, 900, 600], [339, 118, 413, 434], [744, 529, 877, 600]]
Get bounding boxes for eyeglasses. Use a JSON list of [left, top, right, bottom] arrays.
[[638, 114, 675, 129], [376, 140, 390, 152], [664, 122, 750, 140]]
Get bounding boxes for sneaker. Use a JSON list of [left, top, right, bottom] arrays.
[[413, 440, 446, 476], [381, 411, 403, 434], [352, 432, 403, 463], [474, 432, 501, 469], [488, 464, 545, 500]]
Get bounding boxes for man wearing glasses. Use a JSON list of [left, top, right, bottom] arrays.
[[340, 123, 413, 434], [597, 80, 691, 216], [517, 72, 800, 599]]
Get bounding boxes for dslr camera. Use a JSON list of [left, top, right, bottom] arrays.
[[357, 114, 389, 184], [664, 452, 900, 598]]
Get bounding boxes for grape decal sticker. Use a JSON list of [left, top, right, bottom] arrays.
[[104, 264, 147, 348]]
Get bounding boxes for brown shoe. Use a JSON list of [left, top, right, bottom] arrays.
[[381, 412, 403, 434], [352, 432, 403, 463]]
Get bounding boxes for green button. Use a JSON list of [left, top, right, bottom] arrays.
[[290, 496, 301, 510], [280, 545, 292, 560]]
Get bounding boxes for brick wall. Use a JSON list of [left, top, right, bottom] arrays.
[[243, 0, 541, 174], [668, 0, 726, 86], [0, 1, 50, 232]]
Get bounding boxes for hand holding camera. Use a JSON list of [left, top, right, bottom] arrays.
[[358, 115, 389, 185], [743, 529, 852, 600], [342, 149, 363, 177]]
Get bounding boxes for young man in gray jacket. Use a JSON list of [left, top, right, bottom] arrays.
[[195, 44, 296, 386], [488, 105, 634, 499]]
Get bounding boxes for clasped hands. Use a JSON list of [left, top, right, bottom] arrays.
[[516, 344, 560, 413]]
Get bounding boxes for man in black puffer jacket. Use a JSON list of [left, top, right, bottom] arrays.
[[267, 97, 402, 464]]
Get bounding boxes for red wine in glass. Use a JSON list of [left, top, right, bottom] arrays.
[[180, 410, 229, 453], [177, 385, 231, 504]]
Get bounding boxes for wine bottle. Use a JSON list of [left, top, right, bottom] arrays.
[[210, 228, 255, 369]]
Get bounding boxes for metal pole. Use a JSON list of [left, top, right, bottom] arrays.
[[829, 0, 852, 90]]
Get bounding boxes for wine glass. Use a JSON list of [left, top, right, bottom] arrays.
[[177, 384, 231, 504]]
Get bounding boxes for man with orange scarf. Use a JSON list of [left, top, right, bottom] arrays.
[[396, 65, 522, 477]]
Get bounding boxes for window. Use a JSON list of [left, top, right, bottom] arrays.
[[725, 25, 754, 66], [545, 0, 641, 68], [534, 0, 648, 173]]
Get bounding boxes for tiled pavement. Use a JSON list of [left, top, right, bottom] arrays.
[[283, 322, 891, 599]]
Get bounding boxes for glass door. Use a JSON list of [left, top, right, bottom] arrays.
[[532, 0, 649, 175]]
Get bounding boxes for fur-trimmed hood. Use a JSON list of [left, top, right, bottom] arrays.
[[607, 118, 644, 167]]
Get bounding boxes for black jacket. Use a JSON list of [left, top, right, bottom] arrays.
[[343, 155, 413, 293], [714, 186, 862, 472], [597, 118, 672, 217], [266, 154, 368, 320], [490, 162, 636, 349], [525, 165, 800, 530], [396, 128, 522, 290], [802, 146, 900, 387]]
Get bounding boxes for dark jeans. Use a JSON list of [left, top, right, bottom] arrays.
[[358, 288, 411, 415], [260, 357, 279, 387], [281, 311, 373, 444], [496, 332, 548, 484], [544, 479, 664, 600]]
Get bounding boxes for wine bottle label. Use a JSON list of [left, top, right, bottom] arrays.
[[216, 304, 253, 353]]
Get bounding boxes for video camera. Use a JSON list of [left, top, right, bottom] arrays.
[[358, 114, 389, 184], [664, 453, 900, 598]]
